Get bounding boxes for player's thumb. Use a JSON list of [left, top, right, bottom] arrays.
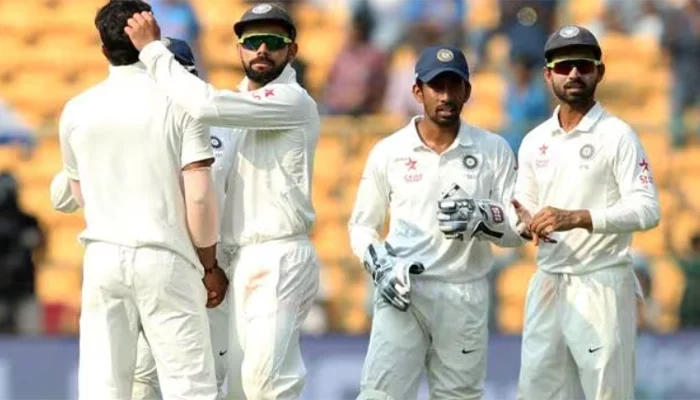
[[512, 199, 523, 210]]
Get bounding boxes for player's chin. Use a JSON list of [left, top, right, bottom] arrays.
[[435, 115, 460, 126]]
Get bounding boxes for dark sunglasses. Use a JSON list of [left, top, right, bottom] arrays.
[[546, 58, 602, 75], [239, 33, 291, 51]]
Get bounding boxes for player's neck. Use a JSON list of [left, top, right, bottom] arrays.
[[558, 100, 596, 133], [416, 118, 459, 154], [247, 80, 265, 91]]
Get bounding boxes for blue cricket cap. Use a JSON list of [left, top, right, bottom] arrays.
[[162, 37, 197, 73], [415, 46, 470, 83]]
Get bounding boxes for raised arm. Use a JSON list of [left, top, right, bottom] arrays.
[[138, 41, 312, 130]]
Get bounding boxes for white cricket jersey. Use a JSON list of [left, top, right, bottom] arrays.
[[209, 126, 237, 212], [348, 117, 524, 282], [58, 63, 213, 271], [515, 102, 660, 274], [52, 125, 235, 214], [139, 41, 320, 248]]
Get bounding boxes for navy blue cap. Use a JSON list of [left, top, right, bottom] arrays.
[[544, 25, 602, 61], [162, 37, 197, 73], [234, 3, 297, 41], [415, 46, 469, 83]]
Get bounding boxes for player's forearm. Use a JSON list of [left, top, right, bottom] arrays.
[[588, 197, 660, 234], [182, 167, 220, 269]]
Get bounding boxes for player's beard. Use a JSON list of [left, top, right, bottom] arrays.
[[552, 79, 598, 107], [429, 102, 462, 127], [244, 54, 290, 86]]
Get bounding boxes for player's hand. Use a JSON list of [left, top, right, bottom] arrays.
[[438, 198, 506, 242], [202, 264, 229, 308], [363, 243, 425, 312], [529, 207, 590, 240], [513, 199, 536, 242], [124, 11, 161, 51]]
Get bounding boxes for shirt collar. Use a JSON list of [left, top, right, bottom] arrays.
[[406, 116, 475, 150], [546, 102, 604, 135], [108, 62, 147, 77], [238, 64, 297, 92]]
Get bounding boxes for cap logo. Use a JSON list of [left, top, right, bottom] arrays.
[[559, 26, 580, 38], [437, 49, 454, 63], [251, 3, 272, 14]]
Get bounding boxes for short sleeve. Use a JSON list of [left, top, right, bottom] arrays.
[[181, 114, 213, 168]]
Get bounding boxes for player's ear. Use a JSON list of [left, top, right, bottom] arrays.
[[412, 81, 424, 104], [288, 42, 299, 61], [463, 81, 472, 104], [543, 66, 552, 84], [596, 63, 605, 83]]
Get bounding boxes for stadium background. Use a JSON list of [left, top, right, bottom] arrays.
[[0, 0, 699, 398]]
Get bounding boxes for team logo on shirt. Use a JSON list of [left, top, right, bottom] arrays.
[[211, 135, 222, 149], [579, 144, 594, 159], [463, 155, 478, 170]]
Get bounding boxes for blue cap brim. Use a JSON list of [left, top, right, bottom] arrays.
[[417, 67, 469, 83]]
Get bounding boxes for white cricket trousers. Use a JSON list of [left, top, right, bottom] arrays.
[[77, 242, 217, 400], [517, 266, 638, 400], [231, 236, 319, 400], [358, 278, 490, 400], [131, 249, 239, 400], [131, 303, 234, 400]]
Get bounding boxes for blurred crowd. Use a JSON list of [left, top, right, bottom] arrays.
[[1, 0, 700, 336]]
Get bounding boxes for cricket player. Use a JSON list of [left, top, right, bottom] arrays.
[[514, 25, 661, 400], [125, 3, 321, 399], [57, 1, 228, 398], [348, 46, 529, 400], [50, 37, 242, 400]]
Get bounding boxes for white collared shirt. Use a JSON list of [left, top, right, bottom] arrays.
[[58, 63, 212, 271], [516, 102, 660, 274], [348, 117, 523, 282], [139, 41, 320, 247]]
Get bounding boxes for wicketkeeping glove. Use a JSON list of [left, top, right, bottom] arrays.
[[363, 243, 425, 312], [437, 198, 506, 242]]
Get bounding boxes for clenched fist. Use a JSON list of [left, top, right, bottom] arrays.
[[124, 11, 161, 51]]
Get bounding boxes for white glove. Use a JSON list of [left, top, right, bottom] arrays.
[[363, 243, 425, 312], [437, 198, 507, 242]]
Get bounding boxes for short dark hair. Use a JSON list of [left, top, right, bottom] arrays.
[[95, 0, 152, 66]]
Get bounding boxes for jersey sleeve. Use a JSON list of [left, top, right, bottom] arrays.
[[181, 113, 213, 169], [58, 102, 79, 180], [588, 128, 660, 234], [139, 41, 312, 130], [514, 137, 539, 213], [348, 143, 391, 261]]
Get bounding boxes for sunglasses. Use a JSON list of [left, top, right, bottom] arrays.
[[546, 58, 602, 75], [239, 33, 292, 51]]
